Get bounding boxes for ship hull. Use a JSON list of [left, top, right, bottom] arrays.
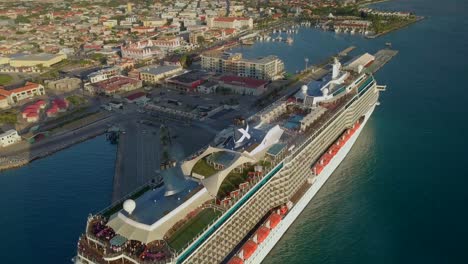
[[246, 105, 376, 264]]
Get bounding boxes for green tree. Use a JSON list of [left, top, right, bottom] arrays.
[[196, 35, 205, 45], [179, 54, 192, 69], [15, 15, 31, 24]]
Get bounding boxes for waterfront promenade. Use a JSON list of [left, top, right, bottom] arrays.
[[0, 114, 116, 171]]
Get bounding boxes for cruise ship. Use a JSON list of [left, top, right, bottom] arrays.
[[76, 54, 387, 264]]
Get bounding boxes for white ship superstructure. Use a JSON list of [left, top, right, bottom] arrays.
[[76, 54, 386, 264]]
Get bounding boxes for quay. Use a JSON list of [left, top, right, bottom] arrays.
[[0, 114, 115, 171], [111, 118, 162, 202], [368, 49, 399, 73]]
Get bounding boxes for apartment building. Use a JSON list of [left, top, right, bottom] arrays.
[[201, 52, 284, 80]]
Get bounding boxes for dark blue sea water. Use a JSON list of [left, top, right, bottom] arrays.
[[1, 0, 468, 263], [253, 0, 468, 263], [0, 136, 116, 264]]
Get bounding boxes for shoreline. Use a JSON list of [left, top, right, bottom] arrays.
[[0, 113, 115, 172], [359, 0, 392, 7], [0, 128, 107, 172], [366, 16, 425, 39]]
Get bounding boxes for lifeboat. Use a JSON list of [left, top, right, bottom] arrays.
[[256, 226, 270, 244], [268, 213, 282, 229], [241, 240, 258, 260], [279, 205, 288, 215], [337, 139, 345, 147], [329, 145, 340, 155], [228, 256, 244, 264], [314, 164, 324, 175], [312, 120, 364, 176]]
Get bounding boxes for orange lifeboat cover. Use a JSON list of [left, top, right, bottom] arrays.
[[256, 226, 270, 244], [269, 213, 281, 229], [228, 256, 244, 264], [280, 205, 288, 215], [242, 240, 258, 260]]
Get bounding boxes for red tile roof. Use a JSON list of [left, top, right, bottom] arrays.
[[126, 92, 146, 101], [219, 75, 268, 89], [93, 76, 139, 92], [214, 17, 250, 22], [0, 82, 41, 96]]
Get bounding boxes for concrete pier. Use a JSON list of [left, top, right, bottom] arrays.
[[368, 49, 399, 73], [111, 119, 161, 202]]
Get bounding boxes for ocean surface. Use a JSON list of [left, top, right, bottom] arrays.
[[0, 136, 116, 263], [1, 0, 468, 263]]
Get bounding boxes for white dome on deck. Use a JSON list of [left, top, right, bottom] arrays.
[[123, 199, 136, 215]]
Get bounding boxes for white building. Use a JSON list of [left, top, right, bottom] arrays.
[[0, 129, 21, 147], [207, 17, 253, 30], [103, 20, 118, 28], [88, 67, 120, 83], [0, 82, 45, 106]]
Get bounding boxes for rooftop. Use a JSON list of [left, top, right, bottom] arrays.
[[167, 70, 210, 85], [0, 82, 41, 95], [213, 17, 250, 22], [92, 76, 139, 92], [9, 53, 63, 61], [140, 65, 181, 76], [219, 75, 269, 89]]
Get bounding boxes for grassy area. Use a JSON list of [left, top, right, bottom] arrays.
[[217, 169, 250, 198], [66, 95, 87, 106], [368, 15, 419, 34], [167, 208, 222, 252], [50, 111, 106, 134], [0, 74, 13, 85], [0, 111, 17, 125], [192, 158, 218, 177]]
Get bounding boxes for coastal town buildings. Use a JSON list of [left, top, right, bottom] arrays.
[[142, 18, 167, 27], [88, 67, 121, 83], [0, 82, 45, 106], [138, 65, 183, 83], [0, 129, 21, 147], [121, 40, 163, 60], [7, 53, 67, 68], [166, 70, 211, 92], [201, 52, 285, 80], [218, 75, 270, 95], [85, 76, 142, 95], [207, 17, 253, 30], [45, 78, 82, 92]]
